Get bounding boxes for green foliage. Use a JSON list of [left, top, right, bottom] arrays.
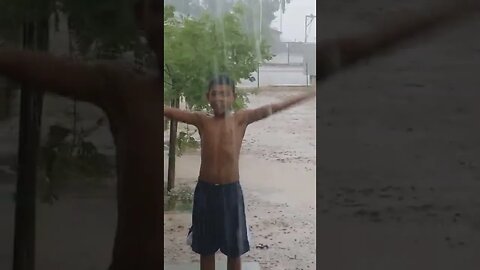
[[165, 3, 269, 158], [164, 124, 201, 157], [164, 183, 194, 212], [238, 0, 280, 41], [176, 126, 200, 156], [233, 91, 250, 110], [164, 0, 292, 47], [165, 184, 194, 203], [164, 0, 203, 18], [164, 3, 272, 111]]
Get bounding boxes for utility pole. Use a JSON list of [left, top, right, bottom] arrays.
[[287, 42, 290, 64], [258, 0, 262, 88], [304, 14, 315, 87], [304, 14, 316, 43], [280, 10, 283, 32], [167, 96, 178, 192]]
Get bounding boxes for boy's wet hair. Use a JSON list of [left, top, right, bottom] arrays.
[[208, 74, 236, 94]]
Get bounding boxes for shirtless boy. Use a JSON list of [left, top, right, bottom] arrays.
[[164, 74, 316, 270], [0, 0, 476, 269]]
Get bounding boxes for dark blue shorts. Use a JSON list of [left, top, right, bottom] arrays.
[[190, 180, 250, 257]]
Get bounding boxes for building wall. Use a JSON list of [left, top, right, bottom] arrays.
[[238, 65, 311, 88]]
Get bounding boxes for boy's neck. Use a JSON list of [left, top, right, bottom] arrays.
[[213, 109, 233, 118]]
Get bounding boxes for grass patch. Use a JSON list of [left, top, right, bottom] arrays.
[[164, 183, 194, 212]]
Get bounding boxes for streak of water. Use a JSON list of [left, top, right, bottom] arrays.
[[163, 1, 313, 268]]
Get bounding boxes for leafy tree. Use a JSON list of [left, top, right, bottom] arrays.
[[164, 0, 292, 50], [164, 3, 272, 189], [165, 3, 271, 108], [164, 0, 204, 18]]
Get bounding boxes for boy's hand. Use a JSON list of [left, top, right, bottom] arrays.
[[241, 89, 316, 125]]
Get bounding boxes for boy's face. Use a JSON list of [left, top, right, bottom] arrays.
[[207, 84, 236, 116]]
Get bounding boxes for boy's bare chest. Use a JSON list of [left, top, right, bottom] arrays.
[[200, 118, 247, 149]]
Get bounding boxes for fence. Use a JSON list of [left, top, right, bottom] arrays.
[[238, 50, 315, 88]]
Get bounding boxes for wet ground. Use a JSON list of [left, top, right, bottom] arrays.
[[164, 87, 317, 270], [317, 0, 480, 269], [164, 262, 260, 270], [0, 86, 316, 269]]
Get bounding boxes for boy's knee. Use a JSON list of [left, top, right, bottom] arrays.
[[201, 254, 215, 260], [227, 256, 241, 262]]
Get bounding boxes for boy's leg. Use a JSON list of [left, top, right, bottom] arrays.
[[220, 182, 250, 259], [200, 254, 215, 270], [192, 182, 221, 267], [227, 256, 241, 270]]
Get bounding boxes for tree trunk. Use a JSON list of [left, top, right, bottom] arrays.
[[167, 97, 179, 192], [13, 17, 48, 270]]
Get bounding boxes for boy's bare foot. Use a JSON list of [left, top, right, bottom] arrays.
[[201, 254, 215, 270]]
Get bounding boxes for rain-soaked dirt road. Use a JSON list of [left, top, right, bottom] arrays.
[[164, 86, 317, 270]]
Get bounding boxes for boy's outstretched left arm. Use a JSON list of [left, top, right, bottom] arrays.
[[164, 106, 204, 127], [240, 90, 316, 125]]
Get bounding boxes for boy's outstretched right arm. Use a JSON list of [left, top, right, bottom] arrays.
[[240, 90, 316, 125], [0, 48, 125, 107], [164, 106, 204, 127]]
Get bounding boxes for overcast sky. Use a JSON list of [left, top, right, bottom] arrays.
[[271, 0, 316, 43]]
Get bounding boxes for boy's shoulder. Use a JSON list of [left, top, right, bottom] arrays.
[[233, 109, 249, 117], [233, 109, 251, 123]]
